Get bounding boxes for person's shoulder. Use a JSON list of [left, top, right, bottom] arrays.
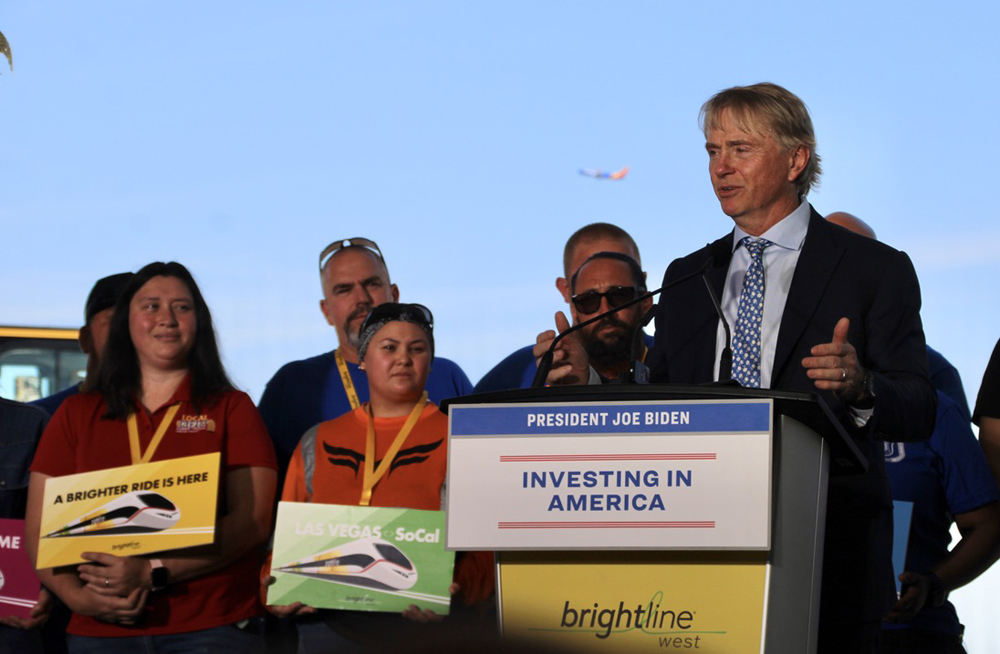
[[216, 387, 257, 408], [317, 405, 365, 431], [30, 383, 81, 416], [816, 212, 907, 258], [425, 401, 448, 419], [55, 389, 105, 413], [428, 356, 472, 385], [268, 350, 336, 381], [665, 233, 731, 278], [429, 355, 466, 373], [926, 390, 977, 451], [474, 345, 536, 393], [484, 345, 536, 372], [0, 397, 49, 426]]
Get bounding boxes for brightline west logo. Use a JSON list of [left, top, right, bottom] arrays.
[[537, 591, 726, 645]]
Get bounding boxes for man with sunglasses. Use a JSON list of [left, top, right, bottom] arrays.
[[258, 238, 474, 474], [565, 252, 653, 381], [475, 223, 653, 391]]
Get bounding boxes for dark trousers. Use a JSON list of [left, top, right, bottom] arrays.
[[879, 628, 965, 654], [818, 619, 881, 654]]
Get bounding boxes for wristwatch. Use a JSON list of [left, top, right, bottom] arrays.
[[926, 572, 948, 608], [149, 559, 169, 592], [855, 369, 876, 410]]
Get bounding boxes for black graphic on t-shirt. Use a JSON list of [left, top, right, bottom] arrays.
[[322, 439, 443, 476]]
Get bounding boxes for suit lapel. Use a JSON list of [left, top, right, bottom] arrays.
[[771, 209, 845, 381], [691, 235, 732, 381]]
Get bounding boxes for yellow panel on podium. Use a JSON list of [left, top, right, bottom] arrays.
[[498, 550, 768, 652]]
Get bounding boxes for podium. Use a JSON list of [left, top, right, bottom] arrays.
[[442, 385, 865, 654]]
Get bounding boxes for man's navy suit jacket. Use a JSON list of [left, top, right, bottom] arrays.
[[647, 207, 936, 626]]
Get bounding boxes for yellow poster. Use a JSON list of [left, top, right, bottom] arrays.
[[499, 551, 767, 653], [36, 453, 220, 568]]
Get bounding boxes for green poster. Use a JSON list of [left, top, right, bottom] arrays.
[[268, 501, 454, 614]]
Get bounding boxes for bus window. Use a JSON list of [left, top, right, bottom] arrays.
[[0, 327, 85, 402]]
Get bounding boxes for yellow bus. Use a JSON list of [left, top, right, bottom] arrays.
[[0, 326, 86, 403]]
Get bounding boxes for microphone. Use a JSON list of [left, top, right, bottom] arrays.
[[627, 304, 658, 384], [701, 275, 733, 382], [532, 255, 718, 389]]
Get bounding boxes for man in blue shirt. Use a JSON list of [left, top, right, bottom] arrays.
[[475, 223, 653, 392], [827, 211, 998, 652], [258, 238, 473, 473]]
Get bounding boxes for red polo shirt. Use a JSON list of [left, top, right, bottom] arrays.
[[31, 377, 276, 637]]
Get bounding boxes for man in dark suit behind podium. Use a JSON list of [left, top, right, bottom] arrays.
[[648, 83, 936, 652]]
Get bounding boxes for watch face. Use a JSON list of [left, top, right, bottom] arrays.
[[152, 565, 168, 587]]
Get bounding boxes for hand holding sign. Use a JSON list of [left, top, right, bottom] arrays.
[[78, 551, 151, 597]]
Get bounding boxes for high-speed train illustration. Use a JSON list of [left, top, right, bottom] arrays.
[[277, 537, 418, 591], [44, 491, 180, 538]]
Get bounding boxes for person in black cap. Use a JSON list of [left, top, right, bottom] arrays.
[[31, 272, 133, 417]]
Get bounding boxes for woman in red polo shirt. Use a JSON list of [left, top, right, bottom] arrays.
[[25, 262, 277, 653]]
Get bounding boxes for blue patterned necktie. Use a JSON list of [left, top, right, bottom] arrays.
[[731, 237, 773, 388]]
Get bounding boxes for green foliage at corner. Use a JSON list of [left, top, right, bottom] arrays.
[[0, 30, 11, 73]]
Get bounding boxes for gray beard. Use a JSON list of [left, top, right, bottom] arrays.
[[343, 307, 370, 350]]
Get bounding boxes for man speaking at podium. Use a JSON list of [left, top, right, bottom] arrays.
[[538, 83, 936, 653], [650, 83, 935, 653]]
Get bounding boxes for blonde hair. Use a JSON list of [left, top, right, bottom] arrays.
[[700, 82, 822, 198]]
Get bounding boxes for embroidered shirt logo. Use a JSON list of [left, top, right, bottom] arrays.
[[176, 414, 216, 433]]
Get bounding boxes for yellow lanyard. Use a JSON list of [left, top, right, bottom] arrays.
[[360, 392, 428, 506], [126, 404, 181, 465], [334, 348, 361, 411]]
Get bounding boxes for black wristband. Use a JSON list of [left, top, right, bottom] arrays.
[[926, 572, 948, 608], [150, 559, 169, 591]]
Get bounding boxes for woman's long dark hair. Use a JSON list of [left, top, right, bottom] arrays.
[[99, 262, 234, 419]]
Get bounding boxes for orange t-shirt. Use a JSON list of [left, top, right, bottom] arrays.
[[283, 402, 446, 508]]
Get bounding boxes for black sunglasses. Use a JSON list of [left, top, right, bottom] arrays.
[[318, 237, 385, 273], [360, 303, 434, 333], [571, 286, 643, 314]]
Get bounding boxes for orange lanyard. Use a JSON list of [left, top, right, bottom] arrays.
[[126, 404, 181, 465], [334, 348, 362, 410], [360, 392, 428, 506]]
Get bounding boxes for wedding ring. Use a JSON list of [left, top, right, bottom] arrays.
[[840, 368, 846, 381], [105, 578, 110, 588]]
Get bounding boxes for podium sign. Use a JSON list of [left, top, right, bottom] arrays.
[[446, 399, 772, 551], [498, 550, 768, 653]]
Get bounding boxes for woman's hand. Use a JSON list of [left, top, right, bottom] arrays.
[[262, 575, 317, 618], [77, 552, 151, 596], [0, 588, 55, 629], [67, 585, 149, 625], [401, 582, 458, 623]]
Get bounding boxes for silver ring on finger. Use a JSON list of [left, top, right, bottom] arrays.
[[105, 578, 110, 588], [839, 368, 846, 382]]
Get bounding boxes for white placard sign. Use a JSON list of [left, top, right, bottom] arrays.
[[446, 399, 772, 551]]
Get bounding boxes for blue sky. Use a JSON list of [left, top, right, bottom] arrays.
[[3, 2, 1000, 645]]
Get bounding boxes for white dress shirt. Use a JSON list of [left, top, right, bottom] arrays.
[[713, 201, 810, 386]]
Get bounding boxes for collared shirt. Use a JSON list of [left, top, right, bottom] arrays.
[[713, 200, 810, 386], [31, 380, 277, 638]]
